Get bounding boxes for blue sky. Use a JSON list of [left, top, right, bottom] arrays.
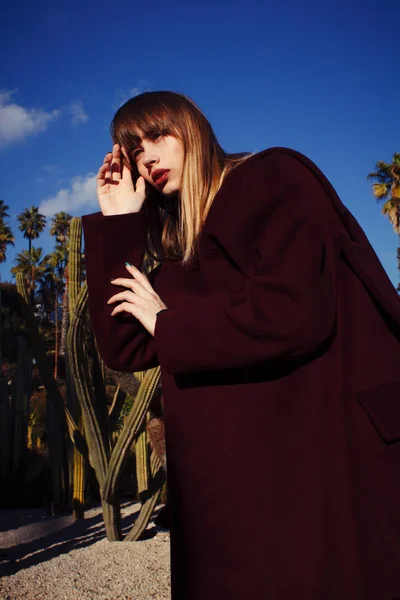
[[0, 0, 399, 285]]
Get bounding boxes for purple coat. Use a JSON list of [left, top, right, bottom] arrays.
[[82, 148, 400, 599]]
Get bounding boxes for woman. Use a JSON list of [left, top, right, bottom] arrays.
[[82, 91, 400, 599]]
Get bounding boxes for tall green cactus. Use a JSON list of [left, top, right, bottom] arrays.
[[67, 217, 86, 520], [67, 217, 165, 541]]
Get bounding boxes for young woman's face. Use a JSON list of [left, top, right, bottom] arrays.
[[130, 134, 185, 196]]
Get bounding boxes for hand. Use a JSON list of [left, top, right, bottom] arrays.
[[107, 263, 167, 336], [97, 144, 146, 215]]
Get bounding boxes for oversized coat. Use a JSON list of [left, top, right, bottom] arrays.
[[82, 148, 400, 599]]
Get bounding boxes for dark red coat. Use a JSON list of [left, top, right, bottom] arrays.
[[82, 148, 400, 599]]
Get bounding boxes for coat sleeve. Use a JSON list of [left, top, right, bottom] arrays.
[[154, 153, 337, 375], [82, 211, 159, 372]]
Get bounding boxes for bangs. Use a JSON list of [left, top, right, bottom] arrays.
[[111, 92, 183, 150]]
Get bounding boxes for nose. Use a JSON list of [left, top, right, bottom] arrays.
[[143, 152, 159, 169]]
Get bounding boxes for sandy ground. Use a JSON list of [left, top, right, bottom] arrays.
[[0, 502, 171, 600]]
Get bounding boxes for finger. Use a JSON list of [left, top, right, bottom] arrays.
[[107, 290, 137, 305], [125, 264, 155, 294], [111, 143, 122, 181], [121, 146, 130, 165], [111, 301, 142, 317], [135, 176, 146, 196], [98, 162, 110, 177], [121, 149, 133, 182], [100, 154, 112, 177], [97, 163, 109, 187], [110, 279, 152, 302], [110, 276, 150, 293]]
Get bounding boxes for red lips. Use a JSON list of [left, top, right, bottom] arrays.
[[152, 169, 170, 185]]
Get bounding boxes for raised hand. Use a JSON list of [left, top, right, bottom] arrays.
[[107, 263, 168, 336], [97, 144, 146, 215]]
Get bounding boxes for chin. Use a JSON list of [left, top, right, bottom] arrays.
[[162, 183, 179, 196]]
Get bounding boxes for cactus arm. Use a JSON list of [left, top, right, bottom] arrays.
[[135, 427, 149, 495], [68, 218, 82, 319], [72, 418, 85, 521], [125, 452, 165, 541], [102, 366, 161, 503], [108, 385, 127, 434], [67, 282, 109, 485]]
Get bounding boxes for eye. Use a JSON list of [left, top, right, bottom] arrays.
[[130, 147, 143, 160]]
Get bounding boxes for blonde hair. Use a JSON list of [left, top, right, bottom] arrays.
[[111, 91, 250, 265]]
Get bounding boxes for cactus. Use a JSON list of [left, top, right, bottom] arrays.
[[67, 240, 165, 539], [108, 385, 126, 433], [72, 418, 85, 520], [67, 218, 86, 520], [9, 217, 167, 538], [68, 218, 82, 311], [125, 451, 164, 541], [135, 427, 149, 495], [102, 366, 161, 503], [67, 282, 120, 538]]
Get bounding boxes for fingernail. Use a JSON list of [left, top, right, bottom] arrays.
[[125, 262, 132, 267], [110, 278, 115, 282]]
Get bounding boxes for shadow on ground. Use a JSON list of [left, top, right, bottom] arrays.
[[0, 502, 163, 577]]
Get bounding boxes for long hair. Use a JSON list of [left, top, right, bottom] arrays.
[[111, 91, 250, 265]]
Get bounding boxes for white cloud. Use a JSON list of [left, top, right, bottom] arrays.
[[0, 89, 60, 146], [39, 173, 97, 217], [113, 80, 151, 109], [69, 100, 88, 125]]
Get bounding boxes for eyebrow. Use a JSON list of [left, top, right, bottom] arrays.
[[130, 134, 142, 145]]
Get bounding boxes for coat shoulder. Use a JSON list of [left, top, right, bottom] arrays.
[[227, 147, 314, 182], [211, 147, 324, 223], [219, 147, 322, 205]]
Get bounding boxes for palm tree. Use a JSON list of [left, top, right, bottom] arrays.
[[17, 206, 47, 258], [0, 201, 14, 264], [0, 200, 11, 220], [0, 221, 14, 264], [50, 212, 72, 249], [50, 214, 72, 358], [368, 153, 400, 290], [11, 247, 49, 296], [368, 153, 400, 232], [44, 247, 67, 377]]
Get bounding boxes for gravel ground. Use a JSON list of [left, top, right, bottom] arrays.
[[0, 502, 171, 600]]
